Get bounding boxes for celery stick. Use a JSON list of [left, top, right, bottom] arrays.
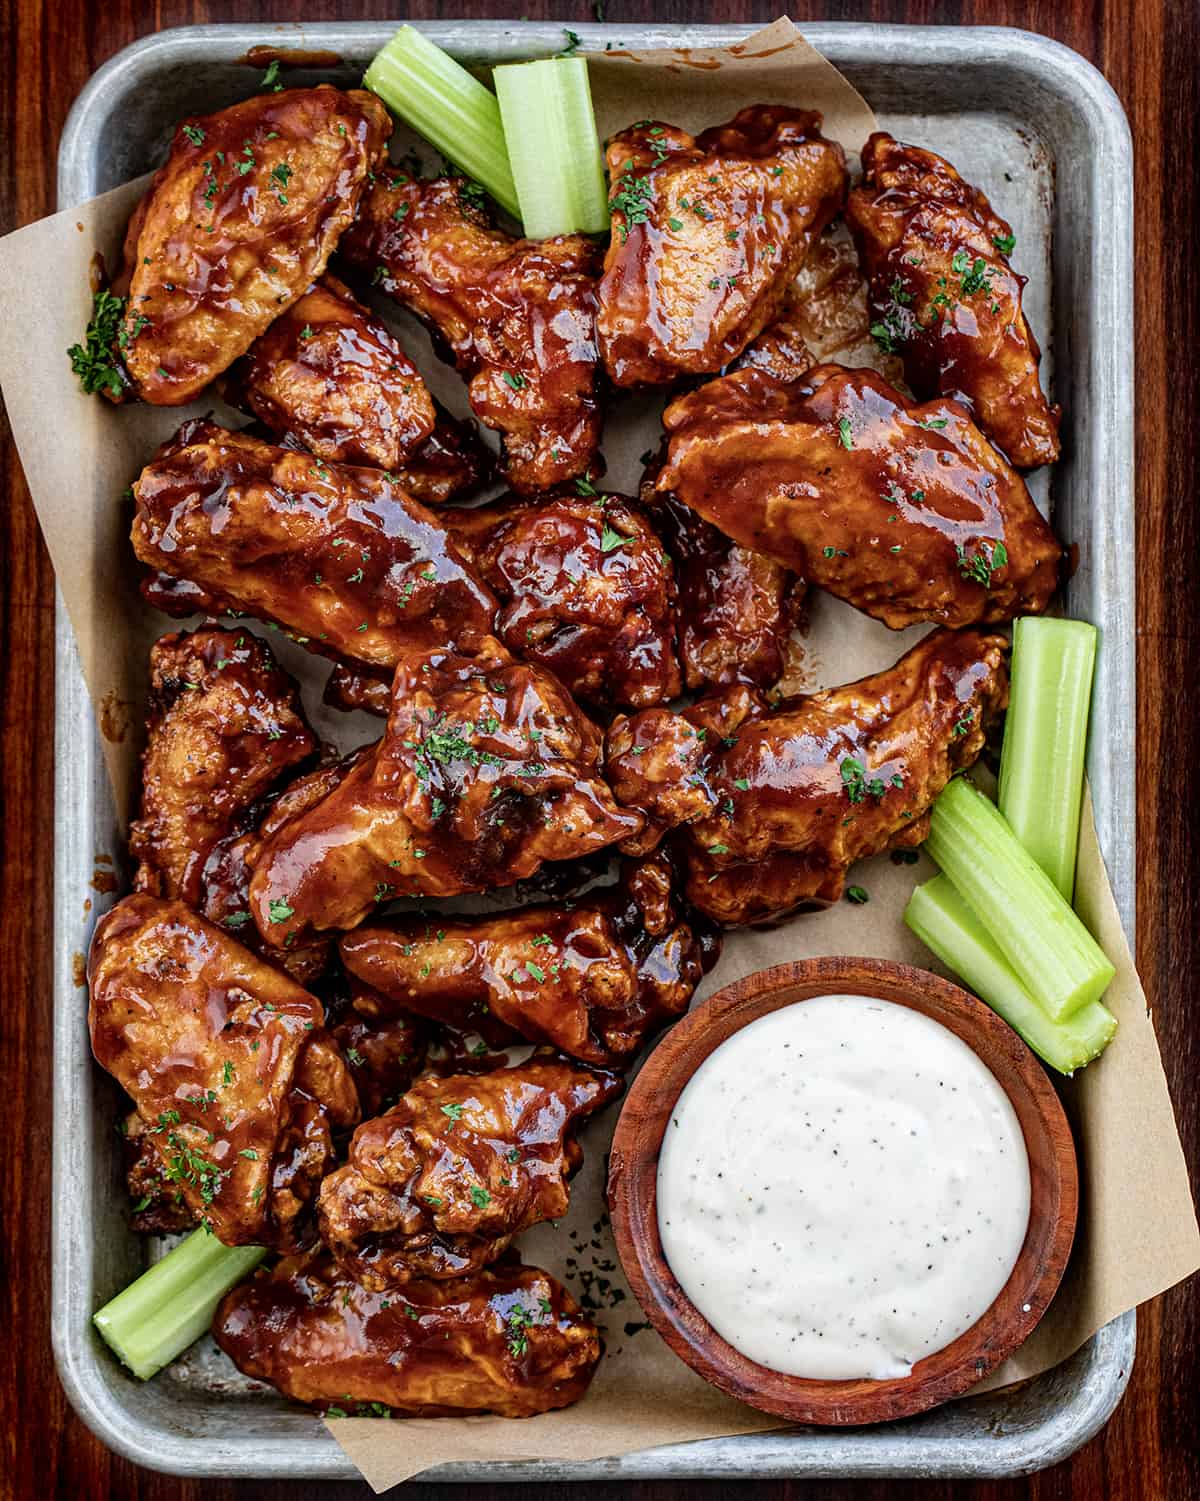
[[998, 616, 1098, 900], [93, 1230, 266, 1380], [925, 777, 1115, 1020], [905, 875, 1117, 1074], [364, 26, 520, 220], [494, 57, 609, 237]]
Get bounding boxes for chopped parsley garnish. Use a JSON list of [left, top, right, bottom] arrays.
[[267, 898, 294, 924], [845, 885, 870, 905], [600, 524, 629, 553], [525, 961, 546, 983], [469, 1184, 491, 1208], [608, 166, 653, 243], [182, 124, 205, 146], [993, 232, 1016, 255], [837, 417, 854, 449], [501, 370, 527, 391], [956, 539, 1008, 587], [440, 1103, 465, 1126], [261, 59, 283, 91], [67, 289, 128, 398], [558, 28, 583, 55]]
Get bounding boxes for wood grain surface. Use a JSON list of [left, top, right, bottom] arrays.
[[0, 1, 1194, 1498]]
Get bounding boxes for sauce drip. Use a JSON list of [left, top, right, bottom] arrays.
[[656, 994, 1031, 1380]]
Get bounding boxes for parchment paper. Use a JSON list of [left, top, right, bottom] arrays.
[[0, 18, 1195, 1493]]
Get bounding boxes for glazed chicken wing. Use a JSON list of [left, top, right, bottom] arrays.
[[605, 629, 1009, 924], [846, 132, 1060, 469], [447, 491, 682, 711], [221, 273, 436, 468], [245, 638, 642, 946], [597, 107, 846, 386], [655, 363, 1061, 629], [88, 895, 359, 1248], [385, 403, 495, 506], [340, 173, 602, 493], [213, 1252, 601, 1417], [318, 1058, 621, 1286], [331, 980, 429, 1117], [132, 420, 497, 667], [129, 627, 316, 906], [112, 87, 390, 405], [340, 853, 712, 1066]]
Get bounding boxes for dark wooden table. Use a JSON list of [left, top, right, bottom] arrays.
[[1, 0, 1195, 1497]]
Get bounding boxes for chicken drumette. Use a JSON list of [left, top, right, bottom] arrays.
[[340, 173, 602, 493], [597, 106, 847, 386], [654, 363, 1061, 628], [130, 627, 316, 906], [110, 87, 391, 405], [339, 853, 713, 1066], [132, 420, 497, 667], [213, 1252, 600, 1417], [846, 132, 1060, 469], [605, 629, 1009, 924], [245, 638, 642, 946], [318, 1057, 621, 1286], [88, 895, 359, 1248], [221, 273, 436, 468]]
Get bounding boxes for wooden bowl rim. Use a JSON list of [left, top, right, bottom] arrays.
[[606, 956, 1079, 1427]]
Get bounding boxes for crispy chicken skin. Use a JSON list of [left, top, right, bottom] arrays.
[[129, 627, 316, 906], [222, 273, 436, 467], [340, 853, 712, 1066], [245, 638, 643, 946], [331, 981, 429, 1116], [340, 173, 602, 493], [597, 107, 847, 386], [122, 1110, 199, 1234], [318, 1058, 621, 1286], [132, 419, 497, 667], [113, 87, 391, 406], [846, 132, 1060, 469], [213, 1252, 601, 1417], [447, 491, 682, 711], [655, 363, 1062, 629], [605, 629, 1009, 924], [88, 896, 359, 1248], [647, 488, 802, 692]]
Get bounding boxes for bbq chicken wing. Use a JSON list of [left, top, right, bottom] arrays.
[[605, 629, 1009, 924], [129, 627, 316, 907], [213, 1252, 601, 1417], [318, 1058, 621, 1286], [221, 273, 436, 468], [646, 488, 802, 692], [112, 87, 391, 406], [597, 107, 847, 386], [132, 419, 497, 667], [846, 132, 1060, 469], [340, 853, 712, 1066], [386, 403, 495, 506], [340, 173, 602, 493], [447, 491, 682, 711], [655, 363, 1061, 629], [88, 896, 359, 1248], [331, 980, 429, 1116], [245, 638, 642, 946]]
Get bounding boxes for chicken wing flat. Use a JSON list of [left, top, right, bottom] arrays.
[[221, 273, 436, 467], [129, 627, 316, 906], [447, 491, 682, 711], [340, 173, 602, 493], [606, 629, 1009, 924], [112, 87, 390, 406], [88, 895, 359, 1248], [655, 363, 1062, 629], [246, 638, 643, 946], [331, 980, 429, 1116], [340, 853, 711, 1066], [597, 107, 847, 387], [213, 1252, 601, 1417], [132, 419, 497, 667], [318, 1058, 621, 1286], [647, 488, 801, 692], [846, 132, 1060, 469]]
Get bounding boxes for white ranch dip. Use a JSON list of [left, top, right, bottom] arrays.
[[656, 994, 1031, 1380]]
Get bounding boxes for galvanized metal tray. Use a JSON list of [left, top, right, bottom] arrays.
[[53, 19, 1136, 1482]]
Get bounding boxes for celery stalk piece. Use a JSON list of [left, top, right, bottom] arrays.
[[364, 26, 520, 221], [924, 776, 1115, 1020], [998, 616, 1098, 900], [93, 1230, 267, 1380], [905, 874, 1117, 1075], [494, 57, 609, 237]]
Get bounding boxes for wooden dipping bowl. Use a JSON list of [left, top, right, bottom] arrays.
[[607, 957, 1079, 1426]]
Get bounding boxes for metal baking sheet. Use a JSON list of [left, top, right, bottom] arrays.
[[52, 19, 1136, 1482]]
